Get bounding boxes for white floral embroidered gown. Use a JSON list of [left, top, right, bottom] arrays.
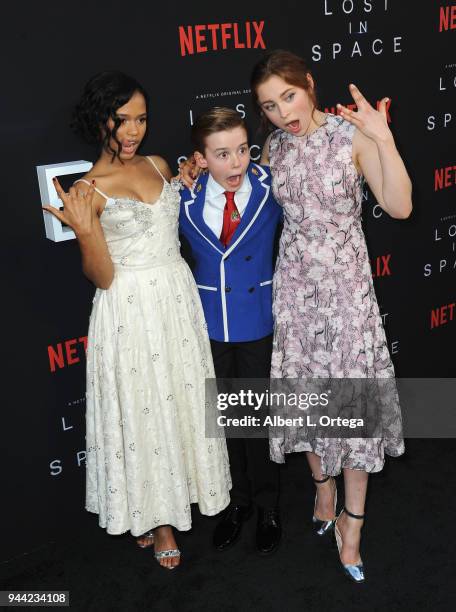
[[77, 157, 231, 536]]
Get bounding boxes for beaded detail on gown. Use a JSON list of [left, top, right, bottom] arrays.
[[268, 115, 404, 473], [81, 158, 231, 535]]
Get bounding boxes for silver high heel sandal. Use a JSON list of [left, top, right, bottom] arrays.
[[334, 507, 365, 583], [136, 529, 155, 548], [312, 475, 337, 536], [154, 548, 181, 570]]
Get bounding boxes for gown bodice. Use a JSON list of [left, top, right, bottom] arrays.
[[99, 181, 182, 271]]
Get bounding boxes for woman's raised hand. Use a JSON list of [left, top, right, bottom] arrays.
[[337, 84, 392, 144], [43, 178, 97, 237]]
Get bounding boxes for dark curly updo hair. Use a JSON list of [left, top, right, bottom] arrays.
[[71, 71, 149, 161]]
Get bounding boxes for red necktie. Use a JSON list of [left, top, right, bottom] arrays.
[[220, 191, 241, 247]]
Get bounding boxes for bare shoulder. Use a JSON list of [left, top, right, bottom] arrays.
[[72, 174, 94, 196], [72, 169, 107, 215], [147, 155, 173, 181], [74, 160, 105, 190]]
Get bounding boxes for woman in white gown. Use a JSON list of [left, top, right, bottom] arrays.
[[43, 71, 231, 569]]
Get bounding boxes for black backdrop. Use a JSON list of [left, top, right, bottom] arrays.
[[1, 0, 455, 562]]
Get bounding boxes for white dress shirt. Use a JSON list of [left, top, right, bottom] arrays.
[[203, 173, 252, 238]]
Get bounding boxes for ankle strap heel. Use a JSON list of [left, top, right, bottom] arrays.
[[343, 507, 365, 520], [312, 475, 331, 484], [334, 507, 365, 583], [312, 475, 337, 537]]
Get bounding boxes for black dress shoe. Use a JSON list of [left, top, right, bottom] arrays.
[[256, 507, 282, 555], [213, 504, 252, 550]]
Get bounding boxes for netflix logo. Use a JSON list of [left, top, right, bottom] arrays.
[[430, 302, 455, 329], [434, 165, 456, 191], [439, 5, 456, 31], [48, 336, 88, 373], [178, 21, 266, 56], [371, 254, 391, 278], [324, 98, 392, 123]]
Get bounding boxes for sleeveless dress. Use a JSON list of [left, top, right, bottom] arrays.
[[268, 114, 404, 474], [76, 157, 231, 536]]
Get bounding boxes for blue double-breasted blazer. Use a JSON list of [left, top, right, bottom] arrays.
[[179, 162, 282, 342]]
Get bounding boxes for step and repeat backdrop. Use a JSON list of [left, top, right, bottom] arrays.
[[2, 1, 455, 560]]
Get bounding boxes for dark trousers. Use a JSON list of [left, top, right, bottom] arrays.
[[210, 334, 280, 508]]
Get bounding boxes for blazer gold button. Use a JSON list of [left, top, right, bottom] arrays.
[[225, 286, 231, 292], [248, 287, 255, 293], [245, 255, 252, 261]]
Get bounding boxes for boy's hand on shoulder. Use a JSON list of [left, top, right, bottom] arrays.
[[178, 155, 202, 189]]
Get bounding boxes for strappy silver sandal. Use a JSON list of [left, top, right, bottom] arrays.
[[154, 548, 181, 570], [334, 507, 365, 583], [312, 474, 337, 536], [136, 529, 155, 549]]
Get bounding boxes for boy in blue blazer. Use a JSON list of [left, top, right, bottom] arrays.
[[179, 108, 282, 555]]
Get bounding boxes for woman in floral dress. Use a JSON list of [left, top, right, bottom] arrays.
[[251, 50, 412, 582]]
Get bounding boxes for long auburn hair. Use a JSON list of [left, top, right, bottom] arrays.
[[250, 50, 319, 132]]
